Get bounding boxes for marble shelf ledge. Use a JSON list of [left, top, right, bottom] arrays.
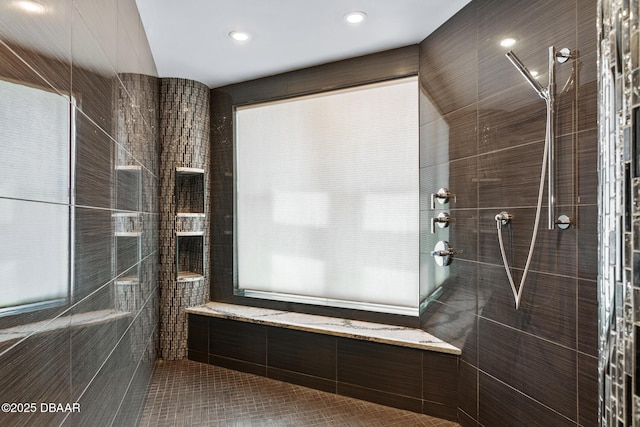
[[186, 302, 460, 355], [0, 310, 132, 345]]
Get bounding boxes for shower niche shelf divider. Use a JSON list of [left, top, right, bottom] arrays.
[[175, 167, 205, 282]]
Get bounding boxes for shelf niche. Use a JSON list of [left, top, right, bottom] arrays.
[[176, 235, 204, 281], [115, 164, 141, 212], [176, 167, 204, 213], [175, 167, 205, 281]]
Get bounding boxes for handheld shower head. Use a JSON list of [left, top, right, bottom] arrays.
[[505, 50, 547, 100]]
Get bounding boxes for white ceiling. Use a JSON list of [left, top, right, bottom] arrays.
[[135, 0, 471, 88]]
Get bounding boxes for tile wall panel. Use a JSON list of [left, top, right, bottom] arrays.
[[456, 361, 477, 422], [75, 110, 114, 208], [267, 327, 336, 381], [209, 318, 267, 366], [0, 1, 159, 424], [71, 7, 118, 134], [476, 0, 577, 102], [578, 279, 599, 357], [578, 352, 599, 426], [423, 352, 458, 408], [478, 372, 575, 427], [337, 338, 423, 399], [417, 1, 599, 425], [418, 2, 477, 117], [337, 383, 424, 414], [69, 289, 121, 397], [478, 318, 577, 419], [421, 298, 479, 367], [0, 0, 72, 96], [73, 0, 118, 70], [478, 264, 577, 349], [577, 130, 599, 205], [577, 57, 598, 133], [0, 328, 71, 427]]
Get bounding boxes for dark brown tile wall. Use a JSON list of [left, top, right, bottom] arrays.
[[418, 1, 598, 426], [188, 314, 459, 420], [0, 0, 159, 425]]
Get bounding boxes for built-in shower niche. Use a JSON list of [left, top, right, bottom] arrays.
[[176, 236, 203, 280], [176, 167, 204, 213], [115, 164, 141, 211], [175, 167, 205, 281], [114, 164, 142, 290]]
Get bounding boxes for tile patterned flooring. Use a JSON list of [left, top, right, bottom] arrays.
[[140, 359, 460, 427]]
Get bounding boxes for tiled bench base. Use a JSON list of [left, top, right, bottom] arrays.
[[186, 302, 460, 421]]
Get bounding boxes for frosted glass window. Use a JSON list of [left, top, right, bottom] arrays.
[[235, 77, 419, 314], [0, 80, 71, 314]]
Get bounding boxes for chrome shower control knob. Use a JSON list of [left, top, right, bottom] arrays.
[[431, 212, 453, 233], [430, 188, 456, 209], [430, 241, 461, 266]]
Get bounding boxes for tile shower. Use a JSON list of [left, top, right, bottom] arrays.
[[209, 1, 599, 425], [0, 1, 606, 427], [417, 1, 598, 425]]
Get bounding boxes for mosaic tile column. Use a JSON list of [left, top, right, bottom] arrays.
[[159, 78, 210, 360], [599, 1, 640, 424]]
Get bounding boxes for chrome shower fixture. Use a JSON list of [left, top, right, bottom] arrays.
[[497, 46, 575, 310], [505, 46, 574, 230], [504, 48, 572, 101], [505, 51, 547, 100]]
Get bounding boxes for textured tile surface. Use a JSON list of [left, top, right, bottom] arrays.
[[415, 7, 597, 426], [598, 0, 640, 424], [158, 77, 210, 360], [0, 1, 159, 425], [140, 359, 459, 427]]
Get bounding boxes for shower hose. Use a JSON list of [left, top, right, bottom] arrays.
[[496, 97, 550, 310]]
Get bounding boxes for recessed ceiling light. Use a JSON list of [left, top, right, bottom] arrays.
[[14, 0, 45, 14], [344, 11, 367, 24], [499, 37, 518, 48], [229, 30, 250, 42], [530, 70, 539, 77]]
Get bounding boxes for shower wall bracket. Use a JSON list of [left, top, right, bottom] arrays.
[[555, 214, 571, 230]]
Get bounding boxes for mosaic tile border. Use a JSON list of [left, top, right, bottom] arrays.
[[599, 0, 640, 424]]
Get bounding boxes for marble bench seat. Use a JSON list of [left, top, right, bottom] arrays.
[[186, 302, 460, 355]]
